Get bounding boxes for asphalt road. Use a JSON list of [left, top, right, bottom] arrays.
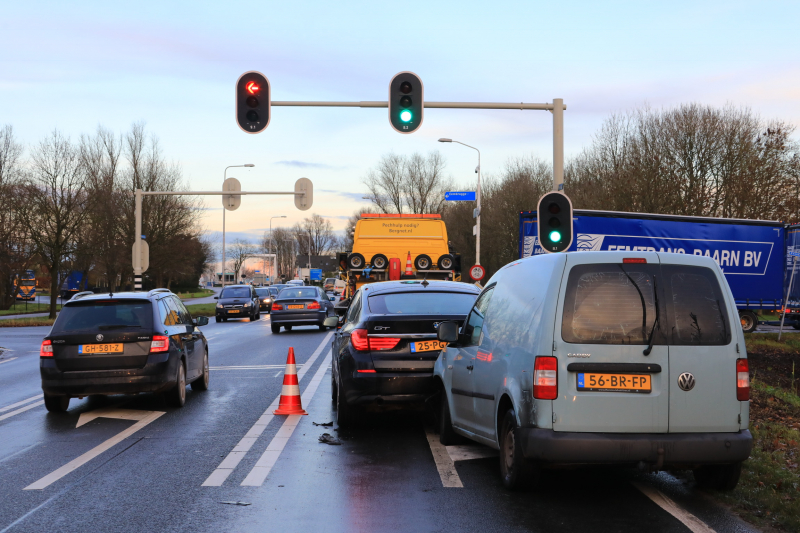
[[0, 316, 760, 533]]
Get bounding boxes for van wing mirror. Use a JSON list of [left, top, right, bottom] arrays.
[[323, 316, 339, 328], [213, 296, 218, 299], [437, 321, 459, 343]]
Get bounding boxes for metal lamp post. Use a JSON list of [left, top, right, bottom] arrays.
[[438, 138, 481, 265], [221, 164, 254, 288], [270, 215, 287, 282]]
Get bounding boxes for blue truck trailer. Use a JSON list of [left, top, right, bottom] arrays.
[[59, 271, 85, 300], [519, 209, 787, 333]]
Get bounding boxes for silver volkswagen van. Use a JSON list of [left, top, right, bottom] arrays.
[[434, 251, 752, 490]]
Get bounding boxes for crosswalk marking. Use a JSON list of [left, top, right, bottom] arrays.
[[202, 332, 333, 487]]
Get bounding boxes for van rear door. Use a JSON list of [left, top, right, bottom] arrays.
[[659, 254, 741, 432], [553, 253, 669, 433]]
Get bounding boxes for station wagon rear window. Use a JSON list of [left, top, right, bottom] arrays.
[[51, 301, 154, 333], [368, 292, 478, 315]]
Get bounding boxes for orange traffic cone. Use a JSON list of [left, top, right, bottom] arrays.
[[274, 348, 308, 415], [402, 251, 415, 278]]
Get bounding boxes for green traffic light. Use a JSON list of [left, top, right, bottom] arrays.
[[400, 110, 413, 122], [549, 230, 562, 243]]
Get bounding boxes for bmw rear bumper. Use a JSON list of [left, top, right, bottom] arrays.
[[270, 311, 328, 326], [341, 371, 437, 405], [518, 428, 753, 466]]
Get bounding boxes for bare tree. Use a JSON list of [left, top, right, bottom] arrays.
[[293, 214, 335, 255], [268, 227, 296, 279], [20, 130, 92, 318], [363, 151, 452, 214], [228, 239, 255, 281]]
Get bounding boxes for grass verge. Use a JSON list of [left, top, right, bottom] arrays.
[[0, 316, 56, 327], [177, 289, 215, 300], [0, 303, 61, 316], [185, 303, 216, 317]]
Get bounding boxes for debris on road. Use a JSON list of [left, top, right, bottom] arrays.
[[313, 421, 333, 426], [319, 433, 341, 445], [220, 501, 251, 506]]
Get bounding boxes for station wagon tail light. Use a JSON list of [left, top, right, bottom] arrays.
[[533, 356, 558, 400], [307, 301, 321, 310], [736, 358, 749, 401], [623, 258, 647, 263], [40, 339, 53, 357], [150, 335, 169, 353], [351, 329, 370, 351], [272, 303, 284, 311]]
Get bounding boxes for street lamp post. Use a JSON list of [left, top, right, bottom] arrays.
[[270, 215, 287, 282], [438, 139, 481, 265], [222, 164, 254, 288]]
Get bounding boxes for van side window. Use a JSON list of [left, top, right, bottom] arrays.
[[464, 287, 495, 346], [562, 264, 658, 345], [664, 265, 731, 345]]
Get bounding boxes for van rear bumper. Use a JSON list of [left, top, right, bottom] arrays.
[[519, 429, 752, 466]]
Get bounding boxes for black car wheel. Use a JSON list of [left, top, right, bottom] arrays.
[[191, 351, 210, 391], [694, 462, 742, 491], [370, 254, 389, 269], [271, 324, 280, 334], [348, 253, 365, 269], [438, 391, 462, 445], [414, 254, 432, 270], [43, 393, 70, 413], [166, 362, 186, 408], [336, 377, 358, 428], [437, 254, 455, 270], [499, 408, 538, 490], [331, 372, 338, 402], [285, 325, 293, 332]]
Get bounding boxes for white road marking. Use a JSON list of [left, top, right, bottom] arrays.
[[240, 361, 330, 486], [210, 364, 302, 370], [0, 395, 41, 413], [274, 371, 282, 378], [0, 357, 19, 365], [446, 444, 498, 462], [632, 482, 716, 533], [0, 401, 44, 421], [425, 430, 464, 488], [24, 408, 165, 490], [202, 332, 333, 487]]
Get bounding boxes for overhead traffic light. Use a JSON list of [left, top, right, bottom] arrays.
[[236, 71, 271, 134], [389, 72, 423, 134], [537, 191, 573, 253]]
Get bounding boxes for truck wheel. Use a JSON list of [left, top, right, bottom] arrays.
[[693, 462, 742, 491], [370, 254, 388, 269], [437, 254, 455, 270], [414, 254, 432, 270], [740, 311, 758, 333], [348, 253, 365, 269]]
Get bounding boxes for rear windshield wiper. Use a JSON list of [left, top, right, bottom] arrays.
[[618, 265, 647, 342], [643, 275, 660, 356], [98, 324, 141, 330]]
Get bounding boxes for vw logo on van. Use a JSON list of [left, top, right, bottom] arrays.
[[96, 334, 104, 342], [677, 372, 695, 391]]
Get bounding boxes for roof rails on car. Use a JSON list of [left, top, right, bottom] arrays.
[[148, 288, 171, 296], [71, 291, 94, 300]]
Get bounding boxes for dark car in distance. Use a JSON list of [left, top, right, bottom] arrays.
[[270, 286, 336, 333], [39, 289, 210, 412], [331, 280, 480, 427], [215, 285, 261, 322], [255, 287, 274, 312]]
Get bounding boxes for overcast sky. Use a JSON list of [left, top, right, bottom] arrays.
[[3, 0, 799, 242]]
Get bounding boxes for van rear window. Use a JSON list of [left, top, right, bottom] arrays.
[[51, 301, 153, 333], [562, 265, 658, 344], [664, 265, 731, 345]]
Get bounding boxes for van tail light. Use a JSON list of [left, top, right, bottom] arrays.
[[40, 339, 53, 357], [150, 335, 169, 353], [533, 356, 558, 400], [306, 301, 321, 310], [272, 303, 284, 311], [351, 329, 370, 351], [736, 358, 750, 401]]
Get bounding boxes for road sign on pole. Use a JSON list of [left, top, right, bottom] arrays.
[[222, 178, 242, 211], [132, 240, 149, 273], [469, 264, 485, 282], [444, 191, 476, 201], [310, 268, 322, 281], [294, 177, 313, 211]]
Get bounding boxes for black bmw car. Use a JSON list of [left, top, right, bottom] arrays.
[[331, 280, 480, 427], [270, 286, 336, 333]]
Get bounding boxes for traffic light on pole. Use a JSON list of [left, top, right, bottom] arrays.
[[236, 71, 271, 134], [537, 191, 573, 253], [389, 72, 423, 134]]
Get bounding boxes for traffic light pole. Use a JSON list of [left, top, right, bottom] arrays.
[[271, 99, 566, 191]]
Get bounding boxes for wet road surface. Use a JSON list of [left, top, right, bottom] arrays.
[[0, 316, 760, 533]]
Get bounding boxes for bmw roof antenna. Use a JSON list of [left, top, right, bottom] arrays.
[[421, 273, 429, 288]]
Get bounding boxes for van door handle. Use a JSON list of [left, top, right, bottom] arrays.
[[466, 364, 474, 371]]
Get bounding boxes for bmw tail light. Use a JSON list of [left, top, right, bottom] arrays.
[[150, 335, 169, 353], [533, 356, 558, 400], [351, 329, 370, 351], [272, 303, 283, 311], [736, 358, 749, 401], [368, 336, 400, 350], [40, 339, 53, 357], [307, 301, 321, 310]]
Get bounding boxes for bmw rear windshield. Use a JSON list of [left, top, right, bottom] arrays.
[[368, 292, 478, 315], [51, 301, 154, 334]]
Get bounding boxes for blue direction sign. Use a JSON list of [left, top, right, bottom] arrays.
[[445, 191, 476, 201], [310, 268, 323, 281]]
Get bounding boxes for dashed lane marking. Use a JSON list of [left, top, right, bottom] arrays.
[[240, 360, 330, 486], [632, 481, 716, 533], [0, 357, 19, 365], [0, 395, 41, 413], [425, 430, 464, 488], [210, 365, 302, 370], [202, 332, 333, 487], [0, 401, 44, 422], [24, 408, 165, 490]]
